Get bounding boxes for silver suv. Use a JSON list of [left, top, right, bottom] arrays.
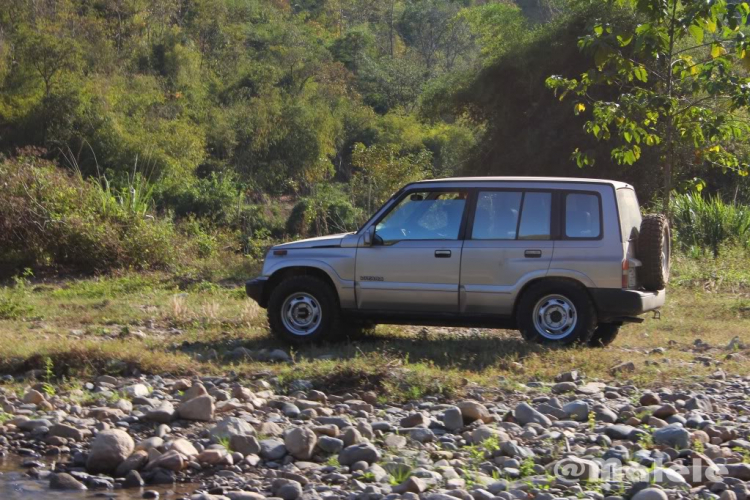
[[246, 177, 669, 346]]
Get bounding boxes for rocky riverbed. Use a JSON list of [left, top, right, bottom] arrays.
[[0, 366, 748, 500]]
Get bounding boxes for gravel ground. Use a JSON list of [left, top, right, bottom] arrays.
[[0, 360, 749, 500]]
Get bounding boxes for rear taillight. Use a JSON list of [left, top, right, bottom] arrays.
[[622, 259, 629, 288]]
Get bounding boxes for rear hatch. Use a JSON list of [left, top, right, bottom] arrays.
[[616, 187, 642, 289]]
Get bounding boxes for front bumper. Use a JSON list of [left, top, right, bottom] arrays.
[[590, 288, 665, 321], [245, 277, 269, 308]]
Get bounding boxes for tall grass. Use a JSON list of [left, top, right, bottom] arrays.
[[671, 192, 750, 257]]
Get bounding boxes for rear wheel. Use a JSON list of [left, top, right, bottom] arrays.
[[588, 323, 622, 347], [517, 279, 597, 346], [267, 276, 338, 344]]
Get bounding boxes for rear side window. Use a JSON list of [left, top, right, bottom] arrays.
[[518, 192, 551, 240], [565, 193, 601, 238], [472, 191, 522, 239], [616, 188, 642, 241], [472, 191, 551, 240]]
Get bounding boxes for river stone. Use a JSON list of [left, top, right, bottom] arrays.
[[653, 404, 677, 419], [632, 488, 668, 500], [338, 442, 381, 466], [275, 479, 303, 500], [260, 438, 287, 460], [169, 438, 199, 456], [48, 423, 88, 441], [124, 383, 150, 398], [23, 389, 45, 405], [146, 402, 175, 423], [653, 424, 690, 449], [553, 456, 601, 480], [648, 467, 688, 487], [146, 449, 184, 472], [209, 416, 255, 441], [443, 406, 464, 431], [685, 395, 713, 413], [562, 400, 589, 421], [87, 429, 135, 474], [317, 436, 344, 453], [123, 470, 144, 488], [457, 400, 492, 423], [604, 424, 636, 440], [50, 472, 87, 490], [515, 402, 551, 427], [230, 434, 261, 456], [285, 427, 317, 460], [115, 450, 149, 477], [725, 464, 750, 480], [181, 383, 208, 402], [176, 394, 214, 421]]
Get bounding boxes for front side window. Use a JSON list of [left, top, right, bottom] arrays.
[[375, 191, 467, 243], [565, 193, 601, 238]]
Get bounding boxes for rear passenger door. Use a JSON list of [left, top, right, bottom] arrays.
[[460, 190, 554, 315]]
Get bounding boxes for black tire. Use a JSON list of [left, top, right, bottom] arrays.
[[516, 279, 597, 346], [588, 323, 622, 347], [638, 214, 670, 291], [267, 276, 339, 344]]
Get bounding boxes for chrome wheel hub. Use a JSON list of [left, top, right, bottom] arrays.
[[532, 294, 578, 340], [281, 293, 322, 336]]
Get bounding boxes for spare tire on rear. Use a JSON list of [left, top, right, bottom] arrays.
[[637, 214, 670, 291]]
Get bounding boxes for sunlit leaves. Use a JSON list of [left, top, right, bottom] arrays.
[[547, 0, 750, 178]]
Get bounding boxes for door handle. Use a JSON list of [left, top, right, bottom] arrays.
[[524, 249, 542, 258], [435, 250, 452, 258]]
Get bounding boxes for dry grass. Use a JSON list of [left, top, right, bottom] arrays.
[[0, 252, 748, 400]]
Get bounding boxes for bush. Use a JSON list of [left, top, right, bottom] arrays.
[[671, 192, 750, 257], [155, 173, 240, 223], [286, 184, 362, 237], [0, 151, 179, 274]]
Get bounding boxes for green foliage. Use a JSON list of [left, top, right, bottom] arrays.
[[0, 151, 178, 273], [0, 270, 35, 320], [286, 184, 362, 237], [671, 192, 750, 256], [546, 0, 750, 209], [519, 456, 536, 477], [351, 142, 432, 215], [387, 464, 413, 485]]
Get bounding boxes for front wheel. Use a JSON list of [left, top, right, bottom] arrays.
[[267, 276, 338, 344], [516, 279, 597, 346]]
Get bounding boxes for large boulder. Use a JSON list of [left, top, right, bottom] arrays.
[[87, 429, 135, 474]]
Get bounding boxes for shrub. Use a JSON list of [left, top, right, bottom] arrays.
[[286, 184, 361, 237], [670, 192, 750, 257], [155, 173, 240, 224], [0, 150, 179, 274]]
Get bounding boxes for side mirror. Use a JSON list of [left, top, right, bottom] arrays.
[[363, 226, 375, 247]]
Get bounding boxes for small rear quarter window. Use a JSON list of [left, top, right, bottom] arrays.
[[616, 188, 642, 241]]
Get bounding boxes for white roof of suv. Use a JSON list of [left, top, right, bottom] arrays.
[[412, 177, 633, 190]]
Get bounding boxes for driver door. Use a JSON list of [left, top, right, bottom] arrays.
[[354, 190, 467, 312]]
